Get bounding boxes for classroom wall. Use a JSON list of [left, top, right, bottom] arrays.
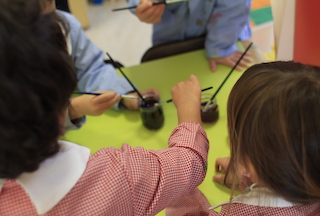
[[69, 0, 90, 29], [272, 0, 320, 67]]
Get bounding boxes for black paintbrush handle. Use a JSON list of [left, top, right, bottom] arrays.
[[106, 53, 145, 101], [112, 2, 165, 11], [73, 91, 101, 96], [210, 42, 253, 101], [165, 86, 213, 103]]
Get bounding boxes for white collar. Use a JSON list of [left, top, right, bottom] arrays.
[[0, 141, 90, 215], [210, 184, 296, 210]]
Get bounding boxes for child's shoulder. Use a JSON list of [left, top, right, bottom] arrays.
[[215, 201, 320, 215], [208, 186, 320, 215]]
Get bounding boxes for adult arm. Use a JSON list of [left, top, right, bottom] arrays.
[[205, 0, 252, 58], [206, 0, 252, 71]]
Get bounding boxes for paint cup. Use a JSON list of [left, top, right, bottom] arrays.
[[200, 94, 219, 123], [138, 94, 164, 130]]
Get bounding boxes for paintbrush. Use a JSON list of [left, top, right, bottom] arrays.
[[73, 91, 137, 99], [112, 0, 188, 11]]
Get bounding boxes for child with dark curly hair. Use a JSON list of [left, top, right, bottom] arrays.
[[0, 0, 209, 215]]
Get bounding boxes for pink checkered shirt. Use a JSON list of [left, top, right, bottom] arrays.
[[0, 122, 209, 215], [166, 182, 320, 215]]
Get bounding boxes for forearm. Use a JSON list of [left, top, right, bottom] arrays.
[[119, 122, 209, 215], [168, 122, 209, 163], [176, 106, 202, 125]]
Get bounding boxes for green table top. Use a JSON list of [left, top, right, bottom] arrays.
[[63, 49, 245, 215]]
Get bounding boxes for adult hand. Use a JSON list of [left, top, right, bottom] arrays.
[[122, 88, 159, 110], [135, 0, 165, 24], [209, 51, 252, 72], [69, 91, 120, 120], [171, 74, 202, 124]]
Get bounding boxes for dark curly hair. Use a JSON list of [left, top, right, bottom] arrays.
[[0, 0, 77, 179]]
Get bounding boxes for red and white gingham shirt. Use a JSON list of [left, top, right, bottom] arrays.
[[0, 122, 209, 215], [166, 184, 320, 215]]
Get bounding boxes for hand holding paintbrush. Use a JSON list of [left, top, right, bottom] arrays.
[[82, 53, 159, 110], [112, 0, 188, 12], [69, 91, 122, 120]]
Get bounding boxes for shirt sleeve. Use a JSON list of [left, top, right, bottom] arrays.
[[205, 0, 252, 58], [126, 0, 140, 9], [64, 115, 86, 131], [91, 122, 209, 215], [166, 188, 212, 216], [238, 19, 252, 41], [56, 10, 134, 110]]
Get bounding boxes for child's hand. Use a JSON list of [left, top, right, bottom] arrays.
[[121, 88, 159, 110], [213, 157, 246, 191], [213, 157, 231, 184], [69, 91, 120, 120], [208, 51, 252, 72], [171, 74, 202, 124], [136, 0, 165, 24]]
